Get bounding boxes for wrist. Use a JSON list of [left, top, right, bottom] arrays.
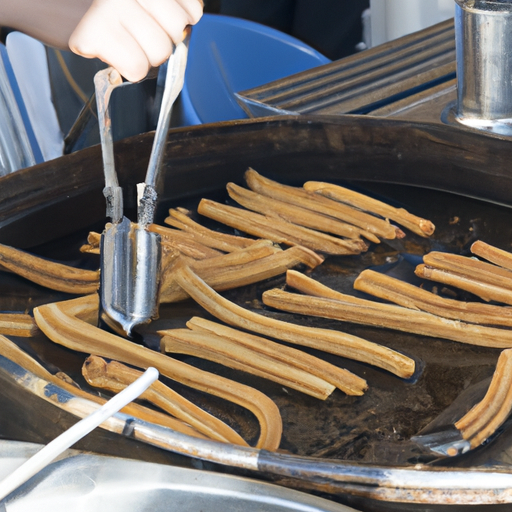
[[0, 0, 93, 48]]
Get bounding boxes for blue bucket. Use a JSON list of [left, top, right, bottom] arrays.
[[179, 14, 330, 125]]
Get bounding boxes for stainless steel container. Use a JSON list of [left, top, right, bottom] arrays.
[[455, 0, 512, 134]]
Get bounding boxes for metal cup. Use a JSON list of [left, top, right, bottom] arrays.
[[455, 0, 512, 134]]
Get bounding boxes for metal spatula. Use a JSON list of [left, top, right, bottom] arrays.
[[95, 32, 190, 337]]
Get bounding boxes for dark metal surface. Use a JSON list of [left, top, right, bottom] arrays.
[[1, 116, 512, 510], [236, 20, 456, 118]]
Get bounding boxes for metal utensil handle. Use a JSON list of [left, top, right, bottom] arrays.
[[94, 67, 124, 223], [0, 367, 158, 501], [138, 30, 190, 226]]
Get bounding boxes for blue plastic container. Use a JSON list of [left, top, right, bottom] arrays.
[[179, 14, 330, 125]]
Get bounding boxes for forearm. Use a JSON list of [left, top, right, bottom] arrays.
[[1, 0, 203, 81], [0, 0, 92, 49]]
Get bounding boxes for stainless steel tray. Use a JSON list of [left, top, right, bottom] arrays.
[[0, 441, 355, 512]]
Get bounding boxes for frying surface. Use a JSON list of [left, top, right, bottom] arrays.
[[3, 114, 512, 512], [3, 177, 512, 475]]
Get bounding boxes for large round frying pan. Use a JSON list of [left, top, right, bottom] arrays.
[[2, 115, 512, 512]]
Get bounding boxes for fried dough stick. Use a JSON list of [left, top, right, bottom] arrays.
[[455, 348, 512, 449], [149, 224, 223, 259], [160, 328, 336, 400], [86, 211, 257, 259], [165, 207, 257, 252], [354, 269, 512, 327], [244, 169, 399, 240], [82, 226, 222, 260], [160, 244, 322, 303], [226, 182, 379, 244], [0, 313, 38, 337], [160, 239, 280, 301], [304, 181, 435, 237], [82, 355, 246, 444], [181, 239, 280, 272], [80, 231, 101, 254], [0, 242, 99, 294], [416, 252, 512, 305], [471, 241, 512, 272], [0, 334, 210, 440], [198, 199, 367, 255], [172, 264, 410, 384], [33, 295, 283, 450], [269, 270, 512, 349], [186, 317, 360, 397]]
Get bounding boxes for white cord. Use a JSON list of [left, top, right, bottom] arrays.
[[0, 367, 159, 502]]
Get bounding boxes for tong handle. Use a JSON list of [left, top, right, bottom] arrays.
[[94, 67, 124, 223], [138, 29, 191, 227]]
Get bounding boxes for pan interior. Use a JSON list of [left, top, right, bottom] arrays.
[[2, 178, 512, 472]]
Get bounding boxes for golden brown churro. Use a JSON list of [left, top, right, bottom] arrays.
[[244, 169, 399, 239], [160, 244, 322, 303], [275, 270, 512, 349], [416, 251, 512, 305], [0, 334, 207, 439], [186, 317, 357, 397], [160, 327, 336, 400], [304, 181, 435, 237], [172, 265, 410, 383], [471, 241, 512, 272], [0, 313, 38, 337], [455, 348, 512, 448], [0, 242, 99, 294], [227, 181, 379, 243], [165, 207, 257, 252], [83, 355, 245, 444], [198, 198, 367, 255], [80, 231, 101, 254], [33, 295, 283, 450], [354, 269, 512, 327], [149, 223, 223, 259]]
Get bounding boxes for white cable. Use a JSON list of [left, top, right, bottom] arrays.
[[0, 367, 159, 502]]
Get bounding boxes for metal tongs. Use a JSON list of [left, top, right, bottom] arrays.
[[95, 31, 190, 337]]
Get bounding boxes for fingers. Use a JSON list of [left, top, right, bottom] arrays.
[[122, 5, 174, 68], [69, 1, 153, 81], [69, 0, 203, 82], [137, 0, 203, 43]]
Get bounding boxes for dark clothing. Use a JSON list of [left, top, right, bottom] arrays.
[[205, 0, 369, 60]]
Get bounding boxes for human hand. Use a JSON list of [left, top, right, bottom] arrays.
[[69, 0, 203, 82]]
